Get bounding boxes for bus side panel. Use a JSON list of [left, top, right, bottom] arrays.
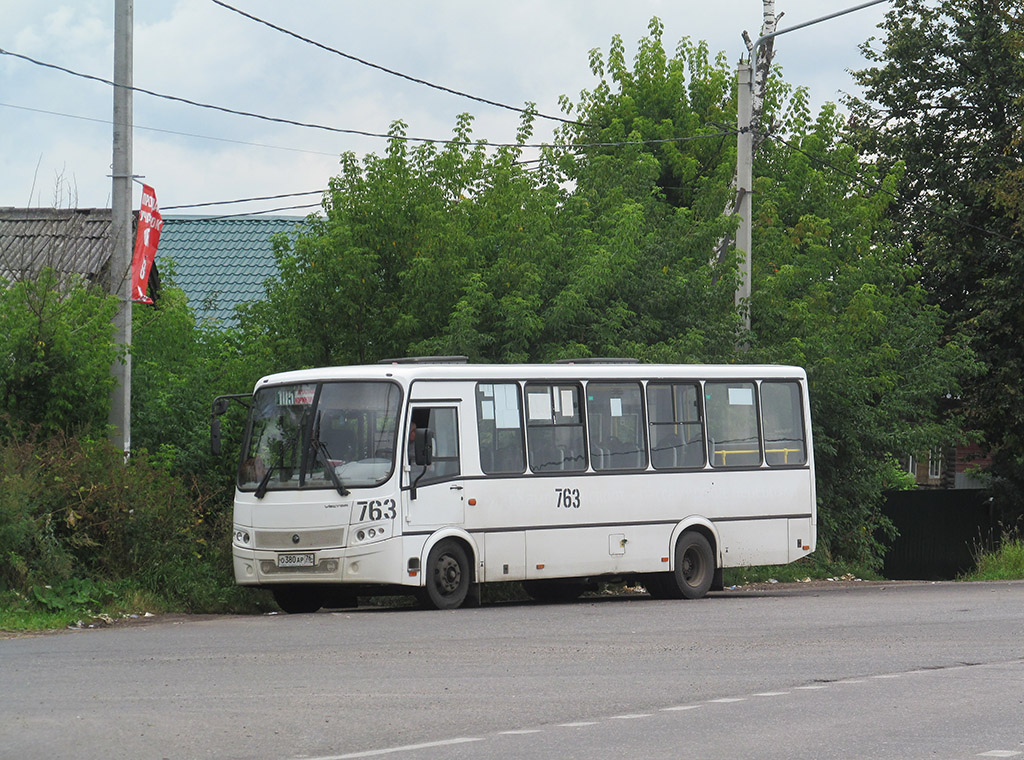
[[524, 524, 668, 579], [716, 518, 791, 568], [481, 531, 526, 582]]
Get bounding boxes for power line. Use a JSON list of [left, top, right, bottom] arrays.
[[162, 190, 325, 211], [168, 203, 322, 220], [0, 101, 341, 157], [0, 47, 733, 151], [209, 0, 589, 128]]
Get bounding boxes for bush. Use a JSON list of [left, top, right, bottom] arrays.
[[0, 426, 243, 611], [0, 269, 119, 438]]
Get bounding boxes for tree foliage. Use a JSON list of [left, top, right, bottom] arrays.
[[848, 0, 1024, 514], [0, 270, 119, 437], [750, 106, 975, 561]]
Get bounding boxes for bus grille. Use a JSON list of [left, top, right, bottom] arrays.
[[254, 528, 345, 550]]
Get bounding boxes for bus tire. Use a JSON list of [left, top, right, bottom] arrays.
[[643, 572, 682, 600], [674, 531, 715, 600], [272, 585, 323, 614], [420, 539, 471, 610]]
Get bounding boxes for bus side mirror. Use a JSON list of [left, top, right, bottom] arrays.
[[209, 393, 250, 457], [211, 417, 222, 456], [413, 428, 433, 466]]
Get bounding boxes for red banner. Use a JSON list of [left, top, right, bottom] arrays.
[[131, 184, 162, 304]]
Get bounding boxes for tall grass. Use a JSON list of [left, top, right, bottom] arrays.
[[962, 535, 1024, 581]]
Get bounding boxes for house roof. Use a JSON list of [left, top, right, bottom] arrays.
[[158, 216, 302, 325], [0, 208, 304, 326], [0, 207, 114, 283]]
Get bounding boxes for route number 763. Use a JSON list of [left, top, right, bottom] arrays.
[[555, 487, 581, 509]]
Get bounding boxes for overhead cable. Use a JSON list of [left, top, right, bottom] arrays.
[[0, 102, 341, 156], [209, 0, 589, 128], [0, 47, 732, 151], [162, 190, 325, 211]]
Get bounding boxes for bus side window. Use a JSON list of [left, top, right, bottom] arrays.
[[587, 382, 646, 470], [761, 381, 807, 466], [476, 383, 526, 474], [647, 382, 704, 469], [525, 384, 586, 473], [705, 382, 761, 468]]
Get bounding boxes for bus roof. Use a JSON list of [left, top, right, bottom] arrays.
[[253, 362, 807, 392]]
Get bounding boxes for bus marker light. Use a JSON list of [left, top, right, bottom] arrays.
[[662, 557, 669, 563], [468, 498, 477, 506], [536, 564, 545, 570]]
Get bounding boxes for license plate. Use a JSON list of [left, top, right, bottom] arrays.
[[277, 553, 315, 568]]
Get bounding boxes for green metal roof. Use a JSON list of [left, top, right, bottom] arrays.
[[158, 216, 303, 325]]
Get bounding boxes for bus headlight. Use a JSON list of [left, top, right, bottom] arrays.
[[233, 527, 252, 546]]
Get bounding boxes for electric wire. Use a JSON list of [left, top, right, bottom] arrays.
[[0, 102, 342, 157], [171, 203, 322, 219], [162, 190, 325, 211], [0, 47, 733, 151], [210, 0, 589, 128]]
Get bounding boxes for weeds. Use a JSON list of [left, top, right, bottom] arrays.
[[961, 533, 1024, 581]]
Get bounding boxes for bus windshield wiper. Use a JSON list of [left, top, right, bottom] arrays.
[[254, 464, 276, 499], [309, 412, 350, 497]]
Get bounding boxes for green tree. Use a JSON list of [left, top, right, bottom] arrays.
[[550, 19, 743, 360], [132, 283, 255, 493], [750, 104, 976, 563], [0, 269, 119, 437], [848, 0, 1024, 516]]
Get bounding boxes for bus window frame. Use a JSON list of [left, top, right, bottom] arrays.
[[524, 381, 588, 474], [759, 379, 809, 468]]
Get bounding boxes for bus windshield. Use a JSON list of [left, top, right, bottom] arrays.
[[238, 381, 401, 493]]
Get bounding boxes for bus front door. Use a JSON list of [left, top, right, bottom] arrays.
[[405, 404, 465, 527]]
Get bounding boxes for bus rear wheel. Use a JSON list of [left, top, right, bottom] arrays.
[[419, 539, 470, 610], [272, 585, 323, 614], [673, 531, 715, 599]]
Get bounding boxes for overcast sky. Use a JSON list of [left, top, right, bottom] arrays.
[[0, 1, 892, 217]]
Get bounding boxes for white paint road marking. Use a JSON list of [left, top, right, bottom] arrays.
[[295, 664, 1013, 760], [304, 738, 482, 760]]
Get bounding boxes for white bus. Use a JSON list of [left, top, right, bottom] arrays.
[[212, 358, 815, 612]]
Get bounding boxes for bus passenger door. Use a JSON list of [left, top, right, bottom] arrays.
[[405, 404, 465, 527]]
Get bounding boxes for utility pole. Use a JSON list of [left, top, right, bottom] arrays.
[[736, 62, 753, 330], [734, 0, 889, 333], [109, 0, 133, 454]]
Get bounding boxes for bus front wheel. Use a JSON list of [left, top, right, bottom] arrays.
[[420, 539, 471, 610], [272, 585, 323, 614], [673, 531, 715, 600]]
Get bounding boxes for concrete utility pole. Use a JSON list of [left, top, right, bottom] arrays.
[[736, 62, 753, 330], [109, 0, 133, 454], [734, 0, 890, 332]]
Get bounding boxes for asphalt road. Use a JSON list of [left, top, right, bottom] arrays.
[[1, 580, 1022, 760]]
